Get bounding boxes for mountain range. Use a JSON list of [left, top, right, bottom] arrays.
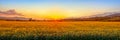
[[0, 16, 30, 21], [0, 12, 120, 21], [61, 12, 120, 21]]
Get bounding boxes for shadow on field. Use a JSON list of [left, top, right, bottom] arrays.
[[0, 35, 120, 40]]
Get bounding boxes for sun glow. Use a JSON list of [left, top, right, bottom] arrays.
[[41, 8, 67, 20]]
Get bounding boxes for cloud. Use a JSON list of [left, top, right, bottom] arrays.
[[0, 9, 23, 17]]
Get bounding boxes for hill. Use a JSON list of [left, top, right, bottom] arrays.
[[61, 12, 120, 21]]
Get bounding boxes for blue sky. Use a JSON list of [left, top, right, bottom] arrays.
[[1, 0, 120, 9]]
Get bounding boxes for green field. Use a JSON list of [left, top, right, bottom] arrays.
[[0, 21, 120, 40]]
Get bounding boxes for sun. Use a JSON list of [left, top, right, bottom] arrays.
[[43, 8, 67, 20]]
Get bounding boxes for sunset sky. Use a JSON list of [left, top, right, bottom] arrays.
[[0, 0, 120, 19]]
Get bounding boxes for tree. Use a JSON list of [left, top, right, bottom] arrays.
[[29, 18, 32, 21]]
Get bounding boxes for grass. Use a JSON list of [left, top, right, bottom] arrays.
[[0, 21, 120, 40]]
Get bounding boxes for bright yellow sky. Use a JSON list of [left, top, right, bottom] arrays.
[[17, 7, 69, 19], [16, 7, 111, 20]]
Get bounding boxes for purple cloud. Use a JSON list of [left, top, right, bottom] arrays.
[[0, 9, 23, 17]]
